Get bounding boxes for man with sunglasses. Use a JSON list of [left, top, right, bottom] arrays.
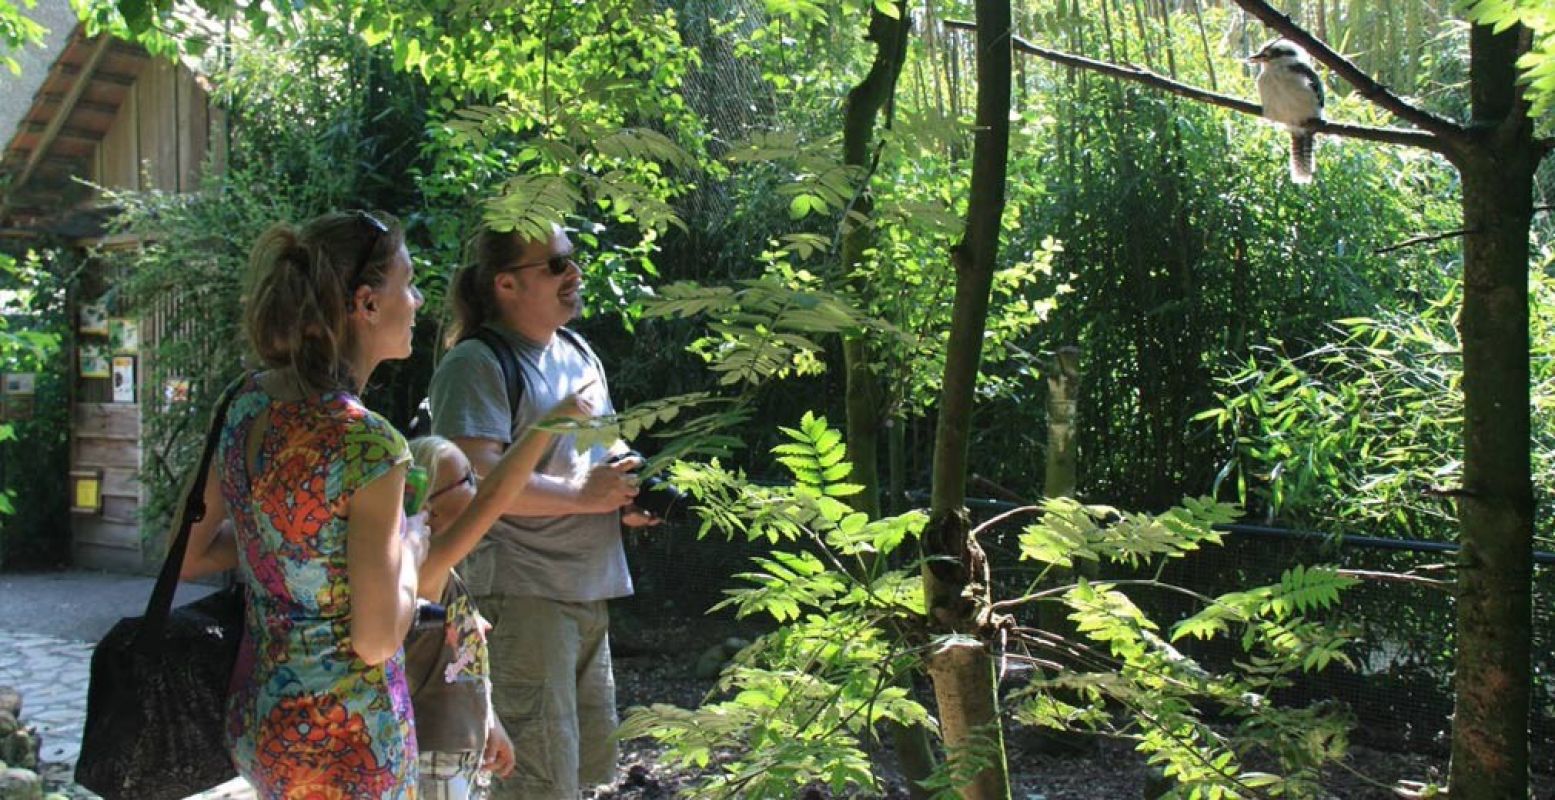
[[426, 222, 655, 800]]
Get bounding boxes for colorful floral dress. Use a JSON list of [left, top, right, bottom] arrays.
[[221, 375, 418, 798]]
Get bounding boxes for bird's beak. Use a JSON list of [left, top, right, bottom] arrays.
[[1247, 53, 1268, 64]]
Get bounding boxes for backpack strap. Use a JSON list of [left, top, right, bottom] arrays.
[[409, 326, 594, 441], [467, 326, 598, 421], [464, 327, 524, 423], [555, 327, 604, 378]]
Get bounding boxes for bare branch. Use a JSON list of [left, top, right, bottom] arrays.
[[1383, 206, 1555, 253], [1336, 568, 1454, 592], [971, 504, 1044, 539], [1227, 0, 1465, 143], [941, 19, 1444, 153], [1314, 119, 1447, 153], [1374, 228, 1478, 255]]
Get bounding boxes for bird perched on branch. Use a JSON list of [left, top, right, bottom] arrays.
[[1249, 39, 1324, 184]]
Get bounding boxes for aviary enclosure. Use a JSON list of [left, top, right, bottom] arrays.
[[0, 0, 1550, 797]]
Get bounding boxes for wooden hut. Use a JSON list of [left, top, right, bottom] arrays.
[[1, 16, 226, 572]]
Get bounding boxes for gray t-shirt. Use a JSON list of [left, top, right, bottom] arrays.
[[427, 324, 632, 603]]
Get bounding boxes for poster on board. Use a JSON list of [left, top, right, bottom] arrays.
[[165, 378, 191, 404], [0, 372, 36, 421], [2, 373, 35, 396], [80, 345, 110, 379], [109, 319, 139, 354], [79, 302, 109, 336], [112, 356, 136, 403]]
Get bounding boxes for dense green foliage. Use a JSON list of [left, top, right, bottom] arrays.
[[652, 2, 1463, 511], [1198, 257, 1555, 720], [0, 249, 68, 567], [0, 0, 45, 74], [601, 3, 1511, 795], [622, 414, 1358, 798], [1206, 267, 1554, 541], [980, 6, 1461, 508]]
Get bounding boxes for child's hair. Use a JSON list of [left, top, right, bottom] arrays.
[[408, 436, 462, 493]]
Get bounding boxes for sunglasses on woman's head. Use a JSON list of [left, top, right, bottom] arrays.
[[505, 253, 576, 276], [349, 210, 390, 291]]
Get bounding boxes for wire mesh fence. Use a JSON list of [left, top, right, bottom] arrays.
[[619, 504, 1554, 769], [977, 511, 1554, 769]]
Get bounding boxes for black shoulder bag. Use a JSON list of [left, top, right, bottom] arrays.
[[75, 375, 248, 800]]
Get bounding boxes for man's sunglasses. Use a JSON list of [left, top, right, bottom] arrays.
[[505, 253, 577, 276]]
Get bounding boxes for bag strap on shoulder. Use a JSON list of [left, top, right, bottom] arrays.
[[138, 372, 250, 647], [556, 326, 604, 377], [463, 326, 593, 422], [463, 327, 523, 419], [408, 326, 594, 440]]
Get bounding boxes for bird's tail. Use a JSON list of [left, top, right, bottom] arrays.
[[1289, 131, 1316, 184]]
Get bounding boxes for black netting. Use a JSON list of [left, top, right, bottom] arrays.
[[977, 515, 1555, 769], [620, 508, 1553, 769]]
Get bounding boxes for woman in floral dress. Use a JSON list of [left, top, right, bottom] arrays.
[[180, 210, 426, 798]]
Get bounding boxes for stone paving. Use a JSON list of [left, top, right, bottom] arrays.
[[0, 631, 93, 770], [0, 573, 254, 799]]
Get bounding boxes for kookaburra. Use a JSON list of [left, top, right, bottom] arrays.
[[1249, 39, 1324, 184]]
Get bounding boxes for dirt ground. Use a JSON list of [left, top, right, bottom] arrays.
[[592, 608, 1555, 800]]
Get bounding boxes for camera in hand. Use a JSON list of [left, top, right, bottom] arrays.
[[608, 451, 688, 523]]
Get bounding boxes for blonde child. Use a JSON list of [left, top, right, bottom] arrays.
[[406, 393, 590, 799]]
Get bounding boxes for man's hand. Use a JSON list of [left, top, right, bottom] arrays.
[[574, 457, 640, 514], [622, 506, 664, 528]]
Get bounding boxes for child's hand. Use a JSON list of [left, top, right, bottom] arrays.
[[483, 718, 515, 778], [547, 386, 596, 421], [402, 511, 430, 566]]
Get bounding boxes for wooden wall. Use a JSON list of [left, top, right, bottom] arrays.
[[71, 402, 143, 572], [91, 58, 226, 195], [70, 58, 225, 573]]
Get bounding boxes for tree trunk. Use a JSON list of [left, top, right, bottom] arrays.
[[839, 8, 938, 796], [1447, 21, 1538, 800], [1043, 346, 1081, 499], [844, 337, 885, 519], [888, 417, 907, 515], [923, 0, 1013, 797], [1038, 347, 1083, 636]]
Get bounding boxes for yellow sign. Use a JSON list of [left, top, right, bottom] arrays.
[[69, 469, 103, 514], [76, 478, 99, 509]]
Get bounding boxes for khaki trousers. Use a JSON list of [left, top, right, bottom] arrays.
[[475, 594, 618, 800]]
